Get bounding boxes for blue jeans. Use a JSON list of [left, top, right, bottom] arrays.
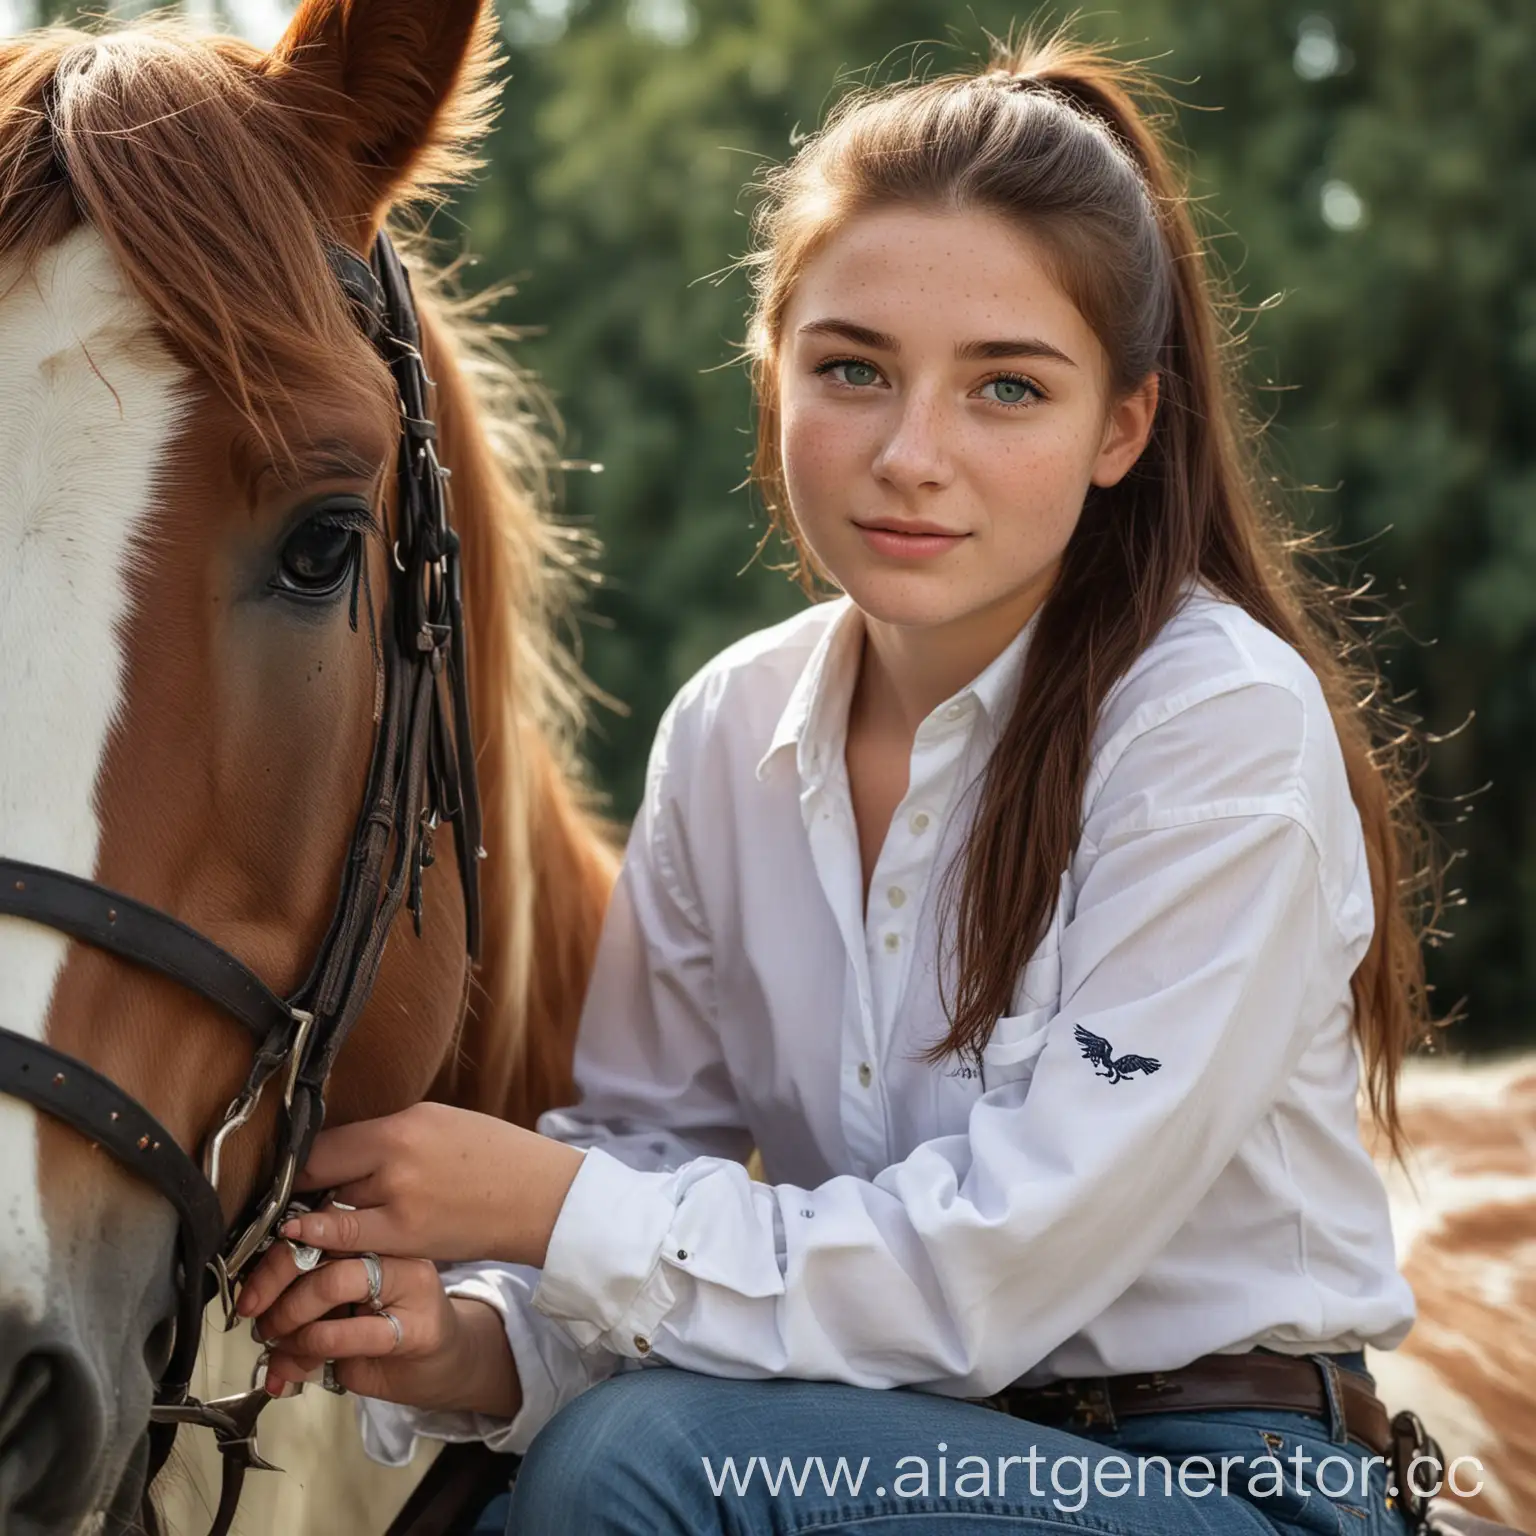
[[477, 1359, 1408, 1534]]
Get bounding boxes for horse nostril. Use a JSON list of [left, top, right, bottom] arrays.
[[144, 1314, 176, 1378], [0, 1353, 52, 1451], [0, 1339, 101, 1524], [0, 1351, 66, 1516]]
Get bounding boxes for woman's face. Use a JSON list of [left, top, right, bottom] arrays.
[[777, 205, 1156, 640]]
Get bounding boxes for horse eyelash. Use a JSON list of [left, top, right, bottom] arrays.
[[312, 504, 383, 540]]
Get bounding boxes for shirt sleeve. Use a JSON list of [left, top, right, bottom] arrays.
[[357, 695, 753, 1461], [529, 681, 1375, 1397]]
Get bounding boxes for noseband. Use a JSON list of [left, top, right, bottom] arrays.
[[0, 232, 484, 1536]]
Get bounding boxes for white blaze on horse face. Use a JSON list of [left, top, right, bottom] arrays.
[[0, 226, 188, 1321]]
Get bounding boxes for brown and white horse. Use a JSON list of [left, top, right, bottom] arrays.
[[0, 3, 615, 1531]]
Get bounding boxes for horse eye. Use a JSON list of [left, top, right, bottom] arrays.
[[276, 517, 361, 597]]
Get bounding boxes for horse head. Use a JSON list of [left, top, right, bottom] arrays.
[[0, 3, 613, 1529]]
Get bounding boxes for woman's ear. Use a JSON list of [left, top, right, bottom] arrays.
[[1090, 373, 1160, 488], [258, 0, 498, 249]]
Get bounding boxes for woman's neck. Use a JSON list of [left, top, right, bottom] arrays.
[[853, 575, 1052, 739]]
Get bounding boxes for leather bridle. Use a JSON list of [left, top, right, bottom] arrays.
[[0, 232, 484, 1536]]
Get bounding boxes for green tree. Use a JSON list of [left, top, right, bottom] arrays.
[[464, 0, 1534, 1049], [1127, 0, 1536, 1046]]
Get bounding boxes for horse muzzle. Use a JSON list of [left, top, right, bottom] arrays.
[[0, 1196, 178, 1536]]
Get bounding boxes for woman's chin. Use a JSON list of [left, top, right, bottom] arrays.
[[835, 572, 985, 634]]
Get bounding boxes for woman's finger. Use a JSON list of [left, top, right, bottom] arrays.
[[278, 1202, 393, 1255], [254, 1252, 393, 1342], [236, 1208, 370, 1320], [234, 1237, 304, 1319], [321, 1170, 390, 1214], [262, 1350, 325, 1396], [291, 1118, 395, 1193], [280, 1309, 411, 1365]]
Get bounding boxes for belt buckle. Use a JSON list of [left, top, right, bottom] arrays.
[[1064, 1381, 1116, 1431]]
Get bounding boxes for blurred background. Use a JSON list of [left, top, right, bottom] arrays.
[[10, 0, 1534, 1055]]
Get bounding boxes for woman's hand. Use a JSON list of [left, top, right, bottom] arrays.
[[248, 1245, 520, 1416], [239, 1100, 586, 1273]]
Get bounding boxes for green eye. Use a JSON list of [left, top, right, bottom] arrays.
[[816, 359, 882, 388], [982, 377, 1039, 406]]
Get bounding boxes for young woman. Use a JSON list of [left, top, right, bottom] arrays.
[[239, 37, 1440, 1536]]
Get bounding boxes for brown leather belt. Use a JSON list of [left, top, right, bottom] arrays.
[[983, 1351, 1392, 1456]]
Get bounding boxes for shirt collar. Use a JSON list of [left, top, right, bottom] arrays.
[[755, 598, 1041, 787], [756, 598, 862, 786]]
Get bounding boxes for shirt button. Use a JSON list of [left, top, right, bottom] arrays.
[[633, 1335, 651, 1355], [910, 811, 931, 834], [888, 886, 907, 908], [944, 703, 965, 721], [883, 932, 900, 953], [857, 1061, 873, 1088]]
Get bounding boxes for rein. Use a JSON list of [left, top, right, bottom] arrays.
[[0, 231, 483, 1536]]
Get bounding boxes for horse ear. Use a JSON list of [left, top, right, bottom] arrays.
[[260, 0, 498, 244]]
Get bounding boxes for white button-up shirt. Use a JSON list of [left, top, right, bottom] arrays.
[[362, 586, 1415, 1464]]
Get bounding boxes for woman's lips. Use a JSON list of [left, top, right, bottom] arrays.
[[854, 521, 969, 561]]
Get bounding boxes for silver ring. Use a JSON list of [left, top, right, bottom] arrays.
[[359, 1252, 384, 1311], [379, 1310, 403, 1352]]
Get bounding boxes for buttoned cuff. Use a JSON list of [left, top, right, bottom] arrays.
[[533, 1145, 680, 1357]]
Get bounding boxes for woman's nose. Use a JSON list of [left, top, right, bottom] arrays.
[[871, 391, 955, 493]]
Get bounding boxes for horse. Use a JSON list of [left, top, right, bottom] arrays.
[[0, 2, 617, 1532], [1370, 1054, 1536, 1531]]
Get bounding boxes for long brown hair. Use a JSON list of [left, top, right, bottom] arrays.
[[745, 32, 1445, 1151]]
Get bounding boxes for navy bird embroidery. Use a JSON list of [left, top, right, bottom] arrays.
[[1074, 1025, 1161, 1084]]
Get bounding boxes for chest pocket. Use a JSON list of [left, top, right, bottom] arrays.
[[980, 872, 1069, 1093]]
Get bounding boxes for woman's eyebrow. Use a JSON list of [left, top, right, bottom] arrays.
[[798, 318, 898, 350], [958, 337, 1078, 367], [798, 319, 1076, 368]]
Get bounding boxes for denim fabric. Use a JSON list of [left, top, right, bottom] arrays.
[[483, 1361, 1409, 1534]]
